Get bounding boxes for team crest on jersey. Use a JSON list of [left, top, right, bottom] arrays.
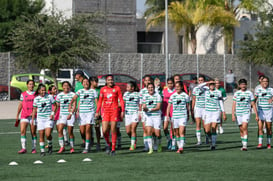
[[25, 95, 28, 98], [104, 89, 106, 92], [107, 93, 112, 98]]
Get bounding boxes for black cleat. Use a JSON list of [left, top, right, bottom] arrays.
[[40, 152, 46, 157], [105, 145, 111, 154], [65, 141, 70, 146], [48, 146, 53, 155], [210, 146, 216, 151]]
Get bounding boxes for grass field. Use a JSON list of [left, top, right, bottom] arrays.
[[0, 115, 272, 181]]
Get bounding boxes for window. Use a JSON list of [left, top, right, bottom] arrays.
[[32, 76, 40, 83], [58, 70, 71, 79], [137, 32, 163, 53], [16, 76, 29, 82]]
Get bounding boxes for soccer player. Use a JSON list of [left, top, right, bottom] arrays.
[[167, 81, 190, 154], [143, 83, 162, 154], [162, 77, 176, 150], [232, 79, 258, 151], [254, 76, 273, 149], [139, 75, 152, 151], [32, 84, 57, 156], [16, 80, 37, 154], [56, 81, 76, 153], [123, 81, 140, 151], [192, 76, 208, 145], [95, 75, 125, 156], [198, 81, 226, 150], [90, 76, 102, 151], [71, 78, 98, 153], [188, 77, 198, 124], [215, 79, 227, 134], [154, 77, 163, 97]]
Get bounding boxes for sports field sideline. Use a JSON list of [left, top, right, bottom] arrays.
[[0, 114, 272, 181]]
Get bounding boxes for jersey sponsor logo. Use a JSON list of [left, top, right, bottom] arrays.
[[129, 97, 134, 101], [107, 93, 112, 99], [25, 95, 28, 98], [262, 93, 267, 97], [84, 94, 89, 99], [177, 100, 182, 104], [41, 103, 47, 107], [64, 99, 69, 104], [240, 97, 245, 101], [148, 101, 154, 105], [210, 94, 215, 98]]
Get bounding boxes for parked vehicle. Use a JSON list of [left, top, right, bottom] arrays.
[[11, 74, 63, 93], [97, 74, 140, 93], [0, 84, 21, 101]]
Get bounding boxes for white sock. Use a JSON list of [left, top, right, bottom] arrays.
[[172, 136, 176, 146], [40, 142, 45, 152], [32, 136, 37, 150], [196, 130, 201, 143], [176, 137, 181, 149], [58, 137, 64, 147], [63, 128, 68, 142], [267, 135, 272, 145], [70, 138, 74, 148], [21, 135, 26, 149], [147, 137, 153, 150], [258, 135, 263, 144], [131, 137, 136, 146], [85, 140, 90, 150], [144, 137, 148, 149], [180, 137, 185, 149], [242, 135, 248, 148], [211, 134, 217, 146]]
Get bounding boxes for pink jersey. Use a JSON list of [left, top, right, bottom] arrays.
[[20, 91, 36, 119], [162, 88, 176, 117], [52, 95, 60, 121]]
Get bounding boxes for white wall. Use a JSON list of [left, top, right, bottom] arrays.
[[43, 0, 73, 19]]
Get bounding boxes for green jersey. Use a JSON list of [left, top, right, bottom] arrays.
[[168, 92, 189, 119], [75, 81, 84, 108], [33, 94, 55, 119], [233, 90, 254, 116], [123, 91, 140, 115], [76, 88, 98, 113], [217, 87, 227, 99], [255, 87, 273, 110], [143, 93, 162, 117], [193, 85, 209, 108], [56, 92, 75, 116], [204, 90, 223, 112]]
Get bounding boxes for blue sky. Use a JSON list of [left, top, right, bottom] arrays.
[[136, 0, 146, 18]]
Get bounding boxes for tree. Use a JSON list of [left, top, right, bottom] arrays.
[[238, 10, 273, 66], [146, 0, 238, 54], [0, 0, 44, 52], [10, 13, 106, 86]]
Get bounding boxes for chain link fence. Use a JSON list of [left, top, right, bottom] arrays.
[[1, 52, 272, 101]]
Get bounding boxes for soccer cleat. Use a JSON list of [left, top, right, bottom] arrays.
[[40, 152, 46, 157], [70, 148, 75, 153], [167, 140, 172, 150], [157, 144, 162, 153], [147, 149, 153, 154], [65, 141, 70, 146], [267, 144, 271, 149], [241, 147, 247, 151], [57, 147, 65, 154], [105, 145, 111, 154], [96, 144, 101, 151], [219, 127, 224, 134], [31, 149, 37, 154], [129, 145, 135, 151], [82, 149, 88, 154], [195, 142, 202, 146], [110, 150, 116, 156], [210, 146, 216, 150], [48, 146, 53, 155], [18, 148, 27, 154], [171, 145, 176, 151], [134, 143, 137, 149], [256, 144, 263, 149], [176, 148, 183, 154]]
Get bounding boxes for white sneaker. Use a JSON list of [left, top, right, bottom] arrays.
[[219, 127, 224, 134]]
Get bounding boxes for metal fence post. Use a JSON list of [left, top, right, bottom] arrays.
[[196, 54, 199, 78], [168, 53, 171, 77], [8, 52, 11, 101], [140, 54, 143, 89], [249, 63, 252, 91], [108, 53, 111, 74]]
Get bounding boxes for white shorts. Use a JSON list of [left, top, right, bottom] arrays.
[[125, 113, 139, 126], [79, 112, 95, 126], [194, 107, 205, 120], [58, 114, 75, 126], [204, 111, 220, 124], [258, 109, 272, 122], [172, 117, 187, 129], [145, 115, 162, 130], [37, 118, 54, 131], [21, 116, 37, 125], [236, 113, 251, 126]]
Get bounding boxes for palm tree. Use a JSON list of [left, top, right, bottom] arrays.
[[146, 0, 238, 54]]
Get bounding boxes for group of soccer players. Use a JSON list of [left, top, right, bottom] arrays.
[[15, 71, 273, 156]]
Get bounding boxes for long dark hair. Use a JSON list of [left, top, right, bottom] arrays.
[[175, 81, 185, 92], [35, 83, 46, 96], [128, 81, 139, 92]]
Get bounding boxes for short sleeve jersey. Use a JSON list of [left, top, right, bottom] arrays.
[[33, 94, 55, 119], [139, 88, 148, 104], [123, 91, 140, 115], [143, 93, 162, 117], [56, 92, 75, 116], [76, 88, 97, 113], [193, 85, 209, 108], [168, 92, 189, 119], [233, 90, 254, 116], [204, 90, 223, 112], [255, 87, 273, 110]]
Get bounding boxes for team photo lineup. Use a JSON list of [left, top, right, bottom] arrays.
[[15, 70, 273, 156]]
